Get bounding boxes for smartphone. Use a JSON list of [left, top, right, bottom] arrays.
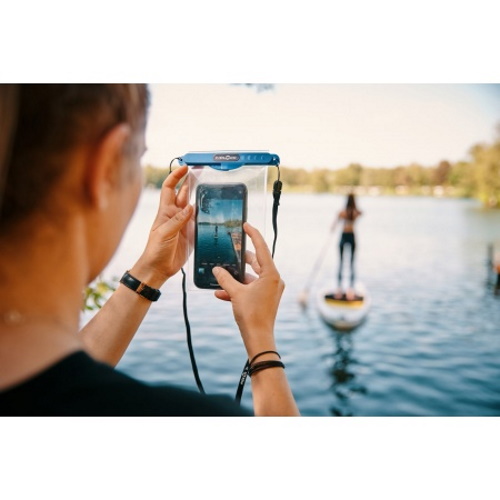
[[194, 183, 248, 289]]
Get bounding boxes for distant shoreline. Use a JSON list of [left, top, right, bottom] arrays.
[[143, 184, 499, 208], [142, 146, 500, 209]]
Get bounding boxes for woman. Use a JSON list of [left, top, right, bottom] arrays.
[[0, 84, 299, 416], [332, 193, 362, 300]]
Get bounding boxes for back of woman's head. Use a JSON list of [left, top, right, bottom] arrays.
[[0, 85, 19, 214], [0, 84, 149, 232]]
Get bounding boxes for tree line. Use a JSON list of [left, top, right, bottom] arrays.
[[143, 133, 500, 208]]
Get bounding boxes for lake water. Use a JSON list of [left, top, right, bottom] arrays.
[[91, 189, 500, 416]]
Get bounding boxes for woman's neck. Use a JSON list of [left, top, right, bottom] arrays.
[[0, 216, 89, 389]]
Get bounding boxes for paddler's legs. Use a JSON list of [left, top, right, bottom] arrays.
[[349, 236, 356, 287], [338, 240, 345, 286], [335, 234, 346, 299], [346, 235, 356, 300], [336, 236, 346, 298]]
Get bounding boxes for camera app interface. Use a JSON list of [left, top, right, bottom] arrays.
[[195, 184, 246, 286]]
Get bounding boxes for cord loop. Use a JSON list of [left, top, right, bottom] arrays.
[[249, 350, 281, 366]]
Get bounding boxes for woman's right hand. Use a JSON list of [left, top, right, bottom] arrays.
[[213, 223, 299, 416], [212, 222, 285, 359]]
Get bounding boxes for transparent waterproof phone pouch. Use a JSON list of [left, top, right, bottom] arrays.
[[178, 151, 280, 290]]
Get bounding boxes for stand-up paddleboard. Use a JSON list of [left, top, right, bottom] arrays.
[[317, 286, 371, 331]]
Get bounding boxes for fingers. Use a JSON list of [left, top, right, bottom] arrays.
[[153, 167, 190, 229], [212, 266, 240, 297], [214, 289, 231, 301], [244, 223, 276, 274], [157, 204, 193, 239], [176, 181, 190, 209], [214, 268, 257, 301], [244, 272, 257, 284], [164, 165, 188, 188], [161, 165, 188, 205], [213, 272, 256, 302], [245, 250, 261, 275]]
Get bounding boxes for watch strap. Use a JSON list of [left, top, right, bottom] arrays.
[[119, 270, 161, 302]]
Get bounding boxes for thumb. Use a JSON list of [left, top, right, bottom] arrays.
[[160, 205, 192, 237], [212, 266, 239, 297]]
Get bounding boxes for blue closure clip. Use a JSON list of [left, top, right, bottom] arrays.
[[178, 151, 280, 171]]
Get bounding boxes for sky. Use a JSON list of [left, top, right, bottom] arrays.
[[143, 84, 500, 171]]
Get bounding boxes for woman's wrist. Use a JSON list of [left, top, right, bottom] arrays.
[[129, 260, 169, 290], [244, 335, 278, 361]]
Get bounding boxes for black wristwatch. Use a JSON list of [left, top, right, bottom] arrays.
[[119, 271, 161, 302]]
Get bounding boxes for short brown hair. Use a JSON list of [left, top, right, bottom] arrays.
[[0, 84, 149, 229], [0, 85, 19, 208]]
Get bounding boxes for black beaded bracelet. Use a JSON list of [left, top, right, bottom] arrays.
[[119, 270, 161, 302]]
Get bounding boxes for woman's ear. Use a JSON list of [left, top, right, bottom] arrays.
[[84, 123, 131, 210]]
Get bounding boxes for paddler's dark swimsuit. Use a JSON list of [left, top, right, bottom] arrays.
[[338, 207, 359, 288]]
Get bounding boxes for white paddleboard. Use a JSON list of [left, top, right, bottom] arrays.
[[317, 286, 371, 331]]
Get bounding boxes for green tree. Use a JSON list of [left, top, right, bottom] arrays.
[[470, 140, 500, 207], [433, 160, 452, 186], [143, 165, 169, 188], [311, 168, 331, 192], [406, 163, 428, 191], [449, 161, 475, 197], [140, 127, 500, 208], [274, 167, 310, 191]]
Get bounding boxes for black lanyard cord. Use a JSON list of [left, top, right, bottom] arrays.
[[271, 165, 282, 259], [235, 360, 251, 403], [235, 165, 282, 404], [168, 160, 281, 403], [169, 159, 205, 394], [181, 268, 206, 394]]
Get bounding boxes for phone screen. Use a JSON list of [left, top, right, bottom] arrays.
[[194, 183, 247, 289]]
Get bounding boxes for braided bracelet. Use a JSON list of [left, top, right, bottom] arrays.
[[248, 360, 285, 377], [235, 350, 285, 402]]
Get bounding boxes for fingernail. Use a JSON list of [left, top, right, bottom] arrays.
[[212, 267, 220, 276]]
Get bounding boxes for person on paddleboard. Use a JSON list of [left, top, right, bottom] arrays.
[[331, 192, 362, 300], [0, 84, 299, 417]]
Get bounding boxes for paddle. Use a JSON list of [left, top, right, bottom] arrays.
[[298, 228, 335, 309]]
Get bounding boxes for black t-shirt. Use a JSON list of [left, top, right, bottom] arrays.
[[0, 351, 252, 416]]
